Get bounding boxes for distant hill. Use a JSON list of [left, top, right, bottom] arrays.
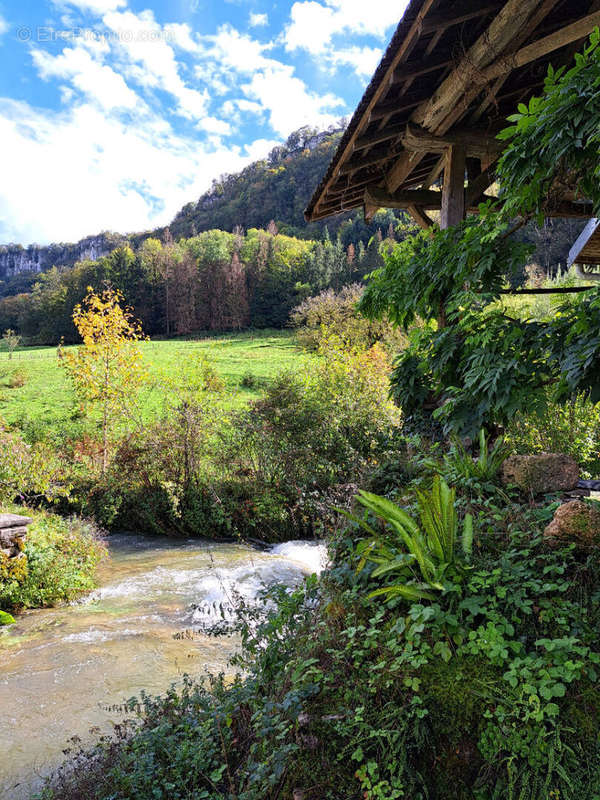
[[156, 126, 353, 242]]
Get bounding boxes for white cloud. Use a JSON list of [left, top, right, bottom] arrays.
[[197, 115, 232, 136], [58, 0, 127, 15], [0, 97, 264, 245], [330, 45, 382, 78], [244, 137, 280, 161], [103, 9, 210, 119], [242, 67, 342, 136], [284, 0, 406, 74], [249, 12, 268, 28], [164, 22, 200, 53], [32, 45, 140, 111], [0, 15, 9, 36], [202, 25, 344, 135]]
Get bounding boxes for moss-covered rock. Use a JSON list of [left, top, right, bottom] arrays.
[[544, 500, 600, 547], [501, 452, 579, 494]]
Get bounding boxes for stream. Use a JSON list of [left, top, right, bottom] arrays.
[[0, 534, 326, 799]]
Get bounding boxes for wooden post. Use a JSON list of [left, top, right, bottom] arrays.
[[438, 145, 466, 328], [440, 145, 466, 229]]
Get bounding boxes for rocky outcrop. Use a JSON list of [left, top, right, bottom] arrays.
[[0, 513, 32, 558], [0, 232, 128, 280], [544, 500, 600, 548], [501, 453, 579, 495]]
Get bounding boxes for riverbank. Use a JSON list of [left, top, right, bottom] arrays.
[[0, 533, 325, 799], [34, 457, 600, 800], [0, 507, 106, 614]]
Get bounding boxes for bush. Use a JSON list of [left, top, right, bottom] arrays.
[[0, 508, 106, 610], [67, 344, 401, 541], [0, 425, 70, 505], [290, 284, 406, 354]]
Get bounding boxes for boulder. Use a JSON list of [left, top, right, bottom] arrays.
[[501, 453, 579, 494], [544, 500, 600, 548]]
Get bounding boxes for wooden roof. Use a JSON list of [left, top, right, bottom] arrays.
[[305, 0, 600, 224], [568, 218, 600, 265]]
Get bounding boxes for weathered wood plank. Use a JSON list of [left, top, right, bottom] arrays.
[[480, 10, 600, 84], [0, 513, 33, 529], [414, 0, 541, 133], [441, 145, 466, 228], [407, 204, 435, 229]]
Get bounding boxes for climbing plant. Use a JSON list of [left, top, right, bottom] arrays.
[[360, 31, 600, 436]]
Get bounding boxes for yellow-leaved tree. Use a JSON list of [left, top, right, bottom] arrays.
[[62, 287, 147, 473]]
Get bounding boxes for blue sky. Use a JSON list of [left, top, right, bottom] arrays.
[[0, 0, 407, 245]]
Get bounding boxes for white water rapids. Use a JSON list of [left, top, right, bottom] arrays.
[[0, 535, 326, 799]]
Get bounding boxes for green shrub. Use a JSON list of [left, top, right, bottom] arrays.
[[0, 508, 106, 610], [290, 284, 406, 354], [0, 425, 70, 505]]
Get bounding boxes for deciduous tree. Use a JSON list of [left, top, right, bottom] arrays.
[[62, 287, 147, 473]]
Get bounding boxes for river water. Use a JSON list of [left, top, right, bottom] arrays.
[[0, 534, 325, 799]]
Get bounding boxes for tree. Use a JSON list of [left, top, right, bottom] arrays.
[[61, 287, 147, 473], [360, 32, 600, 436], [2, 329, 20, 359]]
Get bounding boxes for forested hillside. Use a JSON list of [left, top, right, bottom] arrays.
[[0, 226, 397, 344]]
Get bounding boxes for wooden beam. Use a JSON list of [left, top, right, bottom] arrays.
[[369, 98, 421, 122], [421, 3, 503, 35], [413, 0, 542, 133], [338, 152, 394, 176], [407, 205, 435, 229], [401, 123, 503, 159], [441, 145, 466, 229], [422, 155, 445, 189], [479, 10, 600, 84], [354, 123, 405, 152], [386, 150, 426, 194], [365, 185, 444, 210], [470, 0, 561, 122], [465, 160, 499, 207], [364, 200, 379, 223], [391, 58, 454, 85]]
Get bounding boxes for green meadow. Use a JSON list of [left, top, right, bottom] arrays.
[[0, 329, 311, 430]]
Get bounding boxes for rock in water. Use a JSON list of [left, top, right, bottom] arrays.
[[544, 500, 600, 548], [501, 453, 579, 494]]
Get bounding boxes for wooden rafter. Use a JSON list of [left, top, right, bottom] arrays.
[[305, 0, 600, 222]]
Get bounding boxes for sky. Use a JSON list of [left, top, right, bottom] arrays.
[[0, 0, 408, 246]]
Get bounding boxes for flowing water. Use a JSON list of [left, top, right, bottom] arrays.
[[0, 534, 326, 799]]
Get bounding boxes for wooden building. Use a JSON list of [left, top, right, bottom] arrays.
[[569, 218, 600, 267], [305, 0, 600, 232]]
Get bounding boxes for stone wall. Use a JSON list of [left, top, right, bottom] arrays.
[[0, 513, 32, 559]]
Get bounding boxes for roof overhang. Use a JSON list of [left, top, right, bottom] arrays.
[[305, 0, 600, 224], [568, 218, 600, 266]]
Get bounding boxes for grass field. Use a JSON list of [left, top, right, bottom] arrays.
[[0, 329, 311, 431]]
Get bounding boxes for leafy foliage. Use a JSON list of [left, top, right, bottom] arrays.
[[62, 287, 147, 472], [424, 429, 510, 497], [359, 32, 600, 435], [0, 425, 69, 505], [497, 30, 600, 219], [506, 391, 600, 476], [290, 283, 406, 354], [0, 508, 105, 611], [37, 486, 600, 800], [353, 476, 473, 601]]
